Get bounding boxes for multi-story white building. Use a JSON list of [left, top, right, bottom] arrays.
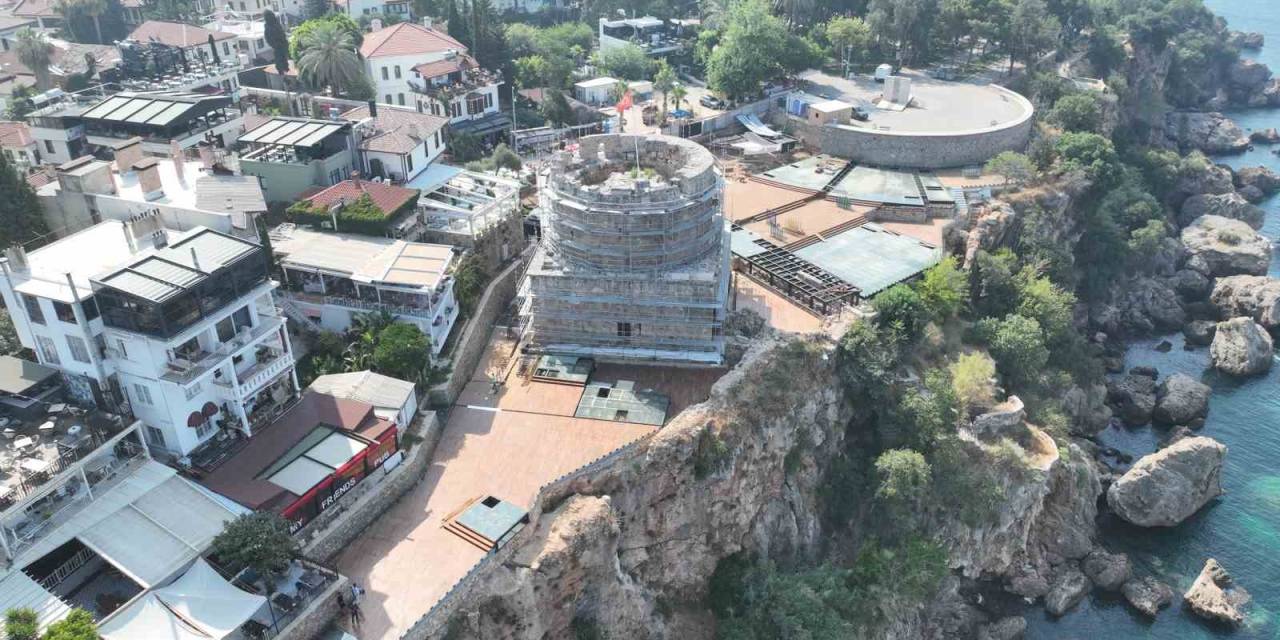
[[342, 103, 448, 185], [0, 216, 299, 458], [359, 22, 507, 142], [269, 224, 460, 352]]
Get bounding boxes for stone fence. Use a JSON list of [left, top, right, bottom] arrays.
[[275, 568, 350, 640], [300, 411, 444, 562], [398, 429, 661, 639], [427, 246, 534, 407]]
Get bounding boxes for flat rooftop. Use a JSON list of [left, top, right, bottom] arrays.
[[798, 69, 1033, 134], [794, 223, 941, 296], [270, 225, 454, 291]]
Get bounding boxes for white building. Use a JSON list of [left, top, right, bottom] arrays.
[[0, 121, 40, 167], [203, 14, 273, 63], [309, 370, 417, 427], [342, 103, 447, 185], [269, 224, 460, 352], [598, 16, 688, 57], [339, 0, 411, 19], [574, 77, 619, 106], [359, 22, 507, 139], [36, 143, 267, 240], [0, 218, 300, 458]]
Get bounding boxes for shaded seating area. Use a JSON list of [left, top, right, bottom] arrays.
[[99, 558, 266, 640]]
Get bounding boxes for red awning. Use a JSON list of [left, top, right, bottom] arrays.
[[187, 411, 205, 428], [202, 401, 219, 417]]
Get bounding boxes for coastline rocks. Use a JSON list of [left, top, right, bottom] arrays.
[[1178, 192, 1265, 229], [1183, 319, 1218, 345], [1227, 31, 1265, 49], [977, 616, 1027, 640], [1062, 383, 1112, 436], [1106, 372, 1157, 425], [1184, 559, 1251, 626], [1249, 127, 1280, 144], [1165, 112, 1249, 154], [1180, 215, 1273, 277], [1106, 436, 1226, 527], [1210, 317, 1274, 376], [1238, 184, 1266, 203], [1171, 269, 1212, 300], [1093, 277, 1186, 335], [1234, 166, 1280, 194], [1210, 275, 1280, 329], [1228, 59, 1273, 93], [1172, 162, 1234, 206], [1153, 373, 1211, 426], [970, 396, 1026, 439], [1122, 576, 1175, 617], [1082, 549, 1131, 591], [1045, 566, 1091, 616]]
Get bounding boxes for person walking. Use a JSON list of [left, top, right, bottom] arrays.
[[349, 601, 364, 627]]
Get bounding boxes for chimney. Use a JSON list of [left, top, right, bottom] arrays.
[[133, 158, 164, 201], [170, 140, 187, 187], [4, 246, 29, 272], [368, 100, 377, 118], [198, 143, 215, 169], [113, 137, 145, 173]]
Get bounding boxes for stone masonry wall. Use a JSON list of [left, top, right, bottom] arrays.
[[276, 573, 351, 640]]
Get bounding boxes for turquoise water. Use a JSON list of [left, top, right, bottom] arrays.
[[1028, 2, 1280, 636]]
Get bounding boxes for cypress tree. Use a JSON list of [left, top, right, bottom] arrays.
[[263, 10, 290, 74], [0, 154, 50, 249]]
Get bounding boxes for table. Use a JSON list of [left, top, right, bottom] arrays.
[[38, 421, 56, 434]]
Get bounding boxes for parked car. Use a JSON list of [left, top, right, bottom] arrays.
[[699, 94, 726, 110]]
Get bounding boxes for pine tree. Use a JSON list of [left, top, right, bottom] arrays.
[[208, 34, 220, 64], [0, 153, 50, 249]]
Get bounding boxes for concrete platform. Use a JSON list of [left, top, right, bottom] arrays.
[[732, 276, 824, 334], [741, 199, 873, 245]]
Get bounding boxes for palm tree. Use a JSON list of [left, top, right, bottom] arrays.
[[670, 84, 688, 113], [15, 28, 52, 90], [296, 22, 365, 97]]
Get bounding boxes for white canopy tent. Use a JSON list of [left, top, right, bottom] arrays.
[[97, 559, 266, 640]]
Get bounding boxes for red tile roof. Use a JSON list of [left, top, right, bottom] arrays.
[[25, 167, 56, 189], [359, 21, 466, 59], [341, 104, 447, 154], [198, 391, 394, 511], [305, 179, 419, 216], [0, 121, 34, 148], [412, 53, 477, 79], [129, 20, 237, 48]]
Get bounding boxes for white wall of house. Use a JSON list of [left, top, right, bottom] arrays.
[[414, 83, 501, 125], [29, 124, 85, 166], [366, 53, 422, 108], [360, 128, 443, 182], [345, 0, 411, 19]]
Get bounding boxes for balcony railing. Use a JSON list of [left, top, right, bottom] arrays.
[[161, 315, 286, 385], [212, 351, 295, 401], [275, 289, 437, 319]]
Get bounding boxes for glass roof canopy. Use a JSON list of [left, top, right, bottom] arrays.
[[79, 92, 233, 128]]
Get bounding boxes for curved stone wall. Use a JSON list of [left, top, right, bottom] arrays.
[[806, 86, 1035, 169]]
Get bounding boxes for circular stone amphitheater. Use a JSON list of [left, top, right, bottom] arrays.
[[797, 70, 1036, 169]]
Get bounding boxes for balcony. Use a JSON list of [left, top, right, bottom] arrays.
[[117, 61, 242, 93], [276, 289, 438, 320], [212, 350, 295, 402], [161, 315, 287, 385]]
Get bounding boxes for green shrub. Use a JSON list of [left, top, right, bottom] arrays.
[[916, 256, 968, 321], [4, 608, 38, 640], [693, 429, 731, 479], [873, 284, 929, 344], [949, 352, 997, 413]]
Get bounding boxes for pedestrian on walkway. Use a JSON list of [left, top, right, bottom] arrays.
[[350, 602, 364, 627]]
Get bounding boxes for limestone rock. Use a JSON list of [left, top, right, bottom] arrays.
[[1095, 277, 1186, 336], [1184, 320, 1218, 346], [1045, 566, 1091, 616], [1178, 192, 1264, 229], [1238, 184, 1265, 203], [977, 616, 1027, 640], [1122, 576, 1174, 617], [1235, 166, 1280, 194], [1172, 162, 1235, 206], [1267, 78, 1280, 107], [1082, 549, 1131, 591], [1153, 373, 1211, 426], [1227, 31, 1265, 49], [1164, 112, 1249, 154], [1062, 383, 1112, 436], [1171, 269, 1212, 301], [1007, 571, 1051, 599], [1249, 128, 1280, 144], [1106, 373, 1157, 425], [1228, 59, 1273, 91], [1180, 215, 1272, 277], [1210, 275, 1280, 329], [1106, 436, 1226, 527], [1210, 317, 1274, 376], [971, 396, 1025, 439], [1184, 559, 1251, 626]]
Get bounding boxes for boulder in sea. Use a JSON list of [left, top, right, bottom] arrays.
[[1178, 192, 1264, 229], [1234, 166, 1280, 195], [1183, 319, 1218, 346], [1210, 275, 1280, 329], [1164, 112, 1250, 154], [1121, 576, 1174, 617], [1184, 559, 1251, 626], [1082, 549, 1131, 591], [977, 616, 1027, 640], [1249, 128, 1280, 144], [1238, 184, 1266, 203], [1180, 215, 1272, 278], [1170, 269, 1212, 301], [1106, 373, 1157, 425], [1106, 436, 1226, 527], [1045, 566, 1091, 616], [1210, 317, 1274, 376], [1227, 30, 1265, 49], [1153, 373, 1211, 426]]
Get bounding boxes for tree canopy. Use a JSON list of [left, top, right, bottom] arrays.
[[706, 0, 789, 99], [372, 323, 432, 381], [0, 154, 49, 249], [210, 513, 299, 582]]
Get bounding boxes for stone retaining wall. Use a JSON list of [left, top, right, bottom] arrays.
[[302, 411, 443, 562], [276, 572, 350, 640], [427, 247, 532, 407]]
